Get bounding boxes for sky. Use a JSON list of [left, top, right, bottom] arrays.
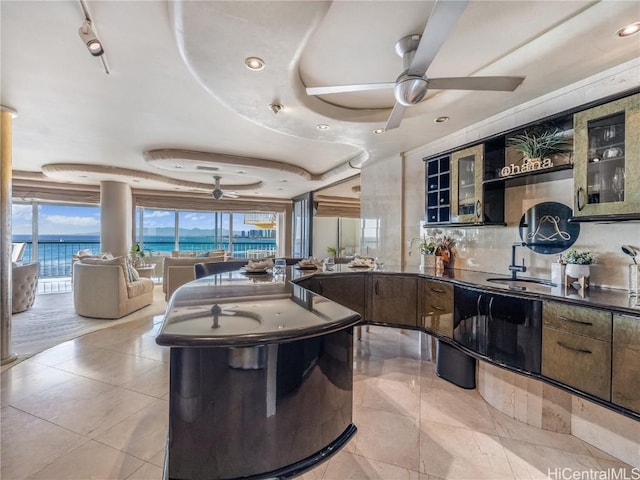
[[12, 204, 266, 236]]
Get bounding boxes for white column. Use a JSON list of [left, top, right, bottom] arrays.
[[100, 181, 132, 257], [1, 106, 18, 365]]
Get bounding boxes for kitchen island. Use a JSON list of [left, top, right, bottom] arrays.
[[156, 270, 360, 480]]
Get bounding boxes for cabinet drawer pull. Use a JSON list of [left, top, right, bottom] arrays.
[[430, 304, 446, 311], [576, 187, 585, 212], [557, 341, 592, 354], [429, 286, 446, 293], [558, 316, 593, 326]]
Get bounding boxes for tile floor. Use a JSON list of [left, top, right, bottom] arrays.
[[1, 316, 634, 479]]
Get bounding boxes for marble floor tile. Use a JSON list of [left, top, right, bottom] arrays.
[[29, 439, 144, 480], [1, 299, 635, 480], [0, 405, 87, 480], [419, 386, 498, 435], [93, 399, 169, 461], [126, 462, 164, 480], [322, 450, 421, 479], [353, 406, 421, 471], [419, 420, 514, 479]]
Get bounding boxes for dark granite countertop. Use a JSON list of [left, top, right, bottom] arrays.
[[156, 270, 361, 347], [157, 264, 639, 347], [291, 264, 640, 316]]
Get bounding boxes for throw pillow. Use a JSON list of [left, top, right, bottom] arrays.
[[124, 258, 140, 282]]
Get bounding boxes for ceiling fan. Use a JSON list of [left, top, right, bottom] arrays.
[[212, 176, 239, 200], [305, 0, 525, 131]]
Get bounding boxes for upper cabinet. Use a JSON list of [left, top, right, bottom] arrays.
[[451, 144, 483, 223], [572, 93, 640, 221], [425, 155, 451, 224]]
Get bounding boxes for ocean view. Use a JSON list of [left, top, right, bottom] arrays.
[[13, 234, 276, 278]]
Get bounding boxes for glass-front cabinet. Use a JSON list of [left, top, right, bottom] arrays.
[[425, 155, 450, 224], [573, 93, 640, 219], [451, 144, 483, 223]]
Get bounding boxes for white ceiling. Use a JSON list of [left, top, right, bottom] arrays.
[[2, 1, 639, 201]]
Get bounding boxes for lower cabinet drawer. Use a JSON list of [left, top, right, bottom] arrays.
[[422, 280, 453, 337], [542, 326, 611, 401], [612, 314, 640, 413]]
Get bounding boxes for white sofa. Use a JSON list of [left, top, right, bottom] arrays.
[[162, 250, 226, 301], [73, 257, 154, 319]]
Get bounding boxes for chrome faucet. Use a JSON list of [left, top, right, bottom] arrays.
[[509, 242, 527, 280]]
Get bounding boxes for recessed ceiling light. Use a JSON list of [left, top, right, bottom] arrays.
[[434, 116, 450, 123], [317, 124, 330, 130], [174, 164, 183, 169], [79, 175, 88, 178], [132, 179, 140, 183], [616, 22, 640, 37], [236, 170, 246, 174], [373, 128, 385, 135], [277, 187, 284, 191], [245, 57, 265, 71], [279, 179, 288, 183]]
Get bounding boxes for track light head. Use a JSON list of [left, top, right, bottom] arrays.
[[78, 21, 104, 57]]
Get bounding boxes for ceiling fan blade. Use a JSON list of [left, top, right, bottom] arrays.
[[408, 0, 469, 77], [384, 102, 407, 131], [428, 76, 525, 91], [306, 82, 395, 96]]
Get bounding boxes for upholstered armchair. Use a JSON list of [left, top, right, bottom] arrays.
[[73, 257, 154, 319], [12, 262, 39, 314]]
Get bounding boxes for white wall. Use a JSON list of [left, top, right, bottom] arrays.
[[361, 59, 640, 289], [312, 216, 338, 259]]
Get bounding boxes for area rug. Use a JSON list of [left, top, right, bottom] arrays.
[[9, 285, 167, 362]]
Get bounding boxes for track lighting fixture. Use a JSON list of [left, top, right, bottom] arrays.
[[78, 21, 104, 57]]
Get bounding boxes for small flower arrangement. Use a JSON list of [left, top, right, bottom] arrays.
[[408, 236, 438, 256], [563, 249, 595, 265], [129, 242, 152, 266]]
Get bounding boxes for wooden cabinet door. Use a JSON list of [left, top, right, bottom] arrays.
[[369, 275, 418, 327], [612, 314, 640, 413], [573, 93, 640, 219], [542, 302, 612, 401], [316, 275, 366, 317], [420, 278, 453, 337], [451, 144, 484, 223]]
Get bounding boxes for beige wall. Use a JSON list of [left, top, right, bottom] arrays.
[[362, 59, 640, 290]]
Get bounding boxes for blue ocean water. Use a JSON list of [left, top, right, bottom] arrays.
[[12, 234, 276, 277]]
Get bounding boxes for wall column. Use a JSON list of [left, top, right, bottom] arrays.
[[100, 181, 132, 257], [1, 106, 18, 365]]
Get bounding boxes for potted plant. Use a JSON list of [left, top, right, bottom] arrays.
[[129, 242, 151, 267], [507, 127, 572, 162], [409, 236, 438, 268], [564, 249, 595, 284]]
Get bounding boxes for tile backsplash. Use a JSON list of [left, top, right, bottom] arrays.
[[419, 177, 639, 291]]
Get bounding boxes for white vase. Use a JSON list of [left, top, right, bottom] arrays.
[[566, 263, 590, 278], [421, 254, 436, 269]]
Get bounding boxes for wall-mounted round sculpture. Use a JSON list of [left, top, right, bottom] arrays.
[[519, 202, 580, 255]]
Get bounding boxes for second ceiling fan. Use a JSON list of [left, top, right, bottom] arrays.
[[305, 0, 525, 131]]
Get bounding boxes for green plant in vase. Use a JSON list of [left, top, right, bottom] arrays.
[[564, 249, 595, 287], [507, 127, 572, 161]]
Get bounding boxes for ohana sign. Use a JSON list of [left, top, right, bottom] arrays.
[[500, 157, 553, 178]]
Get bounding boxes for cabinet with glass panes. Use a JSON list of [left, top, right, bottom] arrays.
[[425, 155, 450, 224], [572, 93, 640, 220]]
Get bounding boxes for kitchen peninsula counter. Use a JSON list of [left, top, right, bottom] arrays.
[[157, 270, 360, 480]]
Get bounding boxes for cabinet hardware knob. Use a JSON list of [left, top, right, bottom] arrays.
[[557, 341, 592, 354], [558, 316, 593, 326], [476, 200, 482, 220]]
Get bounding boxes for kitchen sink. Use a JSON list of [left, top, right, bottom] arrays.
[[486, 277, 557, 288]]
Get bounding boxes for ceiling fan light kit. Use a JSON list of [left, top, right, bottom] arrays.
[[305, 0, 525, 131]]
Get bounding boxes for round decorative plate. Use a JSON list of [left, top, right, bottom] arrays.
[[518, 202, 580, 255]]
